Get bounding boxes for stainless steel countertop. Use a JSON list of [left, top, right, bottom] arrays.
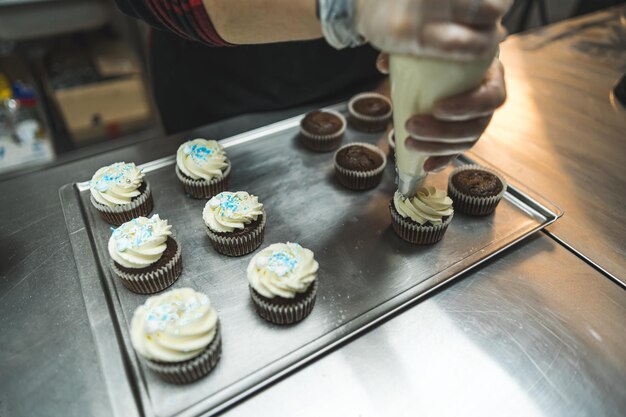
[[1, 9, 625, 417], [474, 7, 626, 282], [224, 235, 626, 417]]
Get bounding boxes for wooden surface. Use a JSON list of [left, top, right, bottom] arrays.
[[473, 6, 626, 280]]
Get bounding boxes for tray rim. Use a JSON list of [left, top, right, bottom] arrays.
[[60, 107, 564, 417]]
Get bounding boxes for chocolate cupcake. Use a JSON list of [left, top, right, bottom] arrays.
[[90, 162, 153, 226], [299, 109, 346, 152], [203, 191, 266, 257], [390, 187, 454, 245], [176, 138, 231, 199], [334, 142, 387, 190], [109, 215, 182, 294], [130, 288, 222, 384], [248, 242, 319, 325], [348, 92, 393, 132], [448, 165, 507, 215]]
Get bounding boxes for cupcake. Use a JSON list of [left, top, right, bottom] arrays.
[[130, 288, 222, 384], [334, 142, 387, 190], [175, 138, 231, 199], [203, 191, 266, 257], [247, 242, 319, 325], [448, 165, 507, 215], [348, 92, 393, 132], [299, 109, 346, 152], [90, 162, 153, 225], [109, 215, 182, 294], [390, 187, 454, 245]]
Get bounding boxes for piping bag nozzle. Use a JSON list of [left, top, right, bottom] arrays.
[[396, 169, 427, 198]]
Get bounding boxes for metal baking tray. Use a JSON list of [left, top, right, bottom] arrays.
[[60, 106, 563, 417]]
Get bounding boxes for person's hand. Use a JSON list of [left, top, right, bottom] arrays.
[[356, 0, 511, 61], [378, 55, 507, 172]]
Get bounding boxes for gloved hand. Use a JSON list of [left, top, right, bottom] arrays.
[[378, 54, 507, 171], [357, 0, 512, 60]]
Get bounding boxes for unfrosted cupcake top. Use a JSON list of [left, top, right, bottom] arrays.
[[203, 191, 264, 233], [247, 242, 318, 299], [109, 215, 172, 269], [393, 187, 453, 225], [176, 139, 228, 181], [451, 169, 504, 197], [130, 288, 218, 363], [90, 162, 144, 208]]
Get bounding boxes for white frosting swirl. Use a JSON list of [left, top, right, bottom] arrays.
[[176, 138, 228, 181], [247, 242, 318, 299], [108, 215, 172, 269], [203, 191, 263, 233], [130, 288, 218, 363], [393, 187, 454, 225], [90, 162, 145, 208]]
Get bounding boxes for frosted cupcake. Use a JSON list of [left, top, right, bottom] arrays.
[[247, 242, 319, 325], [203, 191, 266, 257], [175, 138, 231, 199], [109, 215, 182, 294], [90, 162, 153, 225], [130, 288, 221, 384], [390, 187, 454, 245]]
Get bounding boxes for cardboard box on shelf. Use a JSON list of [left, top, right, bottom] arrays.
[[45, 36, 155, 146], [53, 75, 152, 144]]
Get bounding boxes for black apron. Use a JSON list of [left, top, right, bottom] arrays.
[[149, 30, 383, 134]]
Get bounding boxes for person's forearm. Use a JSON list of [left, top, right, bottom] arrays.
[[203, 0, 322, 44]]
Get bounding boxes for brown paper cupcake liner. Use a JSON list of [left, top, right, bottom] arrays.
[[91, 182, 154, 226], [205, 211, 266, 257], [176, 162, 231, 199], [249, 280, 318, 325], [299, 110, 347, 152], [334, 142, 388, 190], [348, 92, 393, 133], [111, 239, 182, 294], [447, 164, 508, 216], [144, 323, 222, 384], [389, 202, 453, 245]]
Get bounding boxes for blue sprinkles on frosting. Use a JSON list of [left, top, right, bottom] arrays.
[[217, 193, 242, 216], [91, 162, 138, 193], [144, 295, 209, 334], [184, 142, 215, 164], [111, 217, 157, 252], [267, 246, 300, 277]]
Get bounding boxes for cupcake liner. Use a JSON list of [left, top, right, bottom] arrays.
[[299, 109, 347, 152], [176, 162, 231, 200], [447, 164, 508, 216], [91, 182, 154, 226], [206, 211, 267, 257], [387, 129, 396, 161], [348, 92, 393, 133], [389, 202, 453, 245], [144, 323, 222, 384], [334, 142, 388, 190], [250, 279, 318, 325], [111, 238, 182, 294]]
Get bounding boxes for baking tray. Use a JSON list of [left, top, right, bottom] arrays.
[[60, 106, 563, 417]]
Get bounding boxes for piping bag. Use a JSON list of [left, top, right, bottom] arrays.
[[390, 53, 495, 197]]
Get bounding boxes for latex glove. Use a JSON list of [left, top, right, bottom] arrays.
[[357, 0, 512, 60], [378, 54, 506, 171]]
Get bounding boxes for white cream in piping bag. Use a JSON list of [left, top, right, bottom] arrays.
[[390, 53, 495, 197]]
